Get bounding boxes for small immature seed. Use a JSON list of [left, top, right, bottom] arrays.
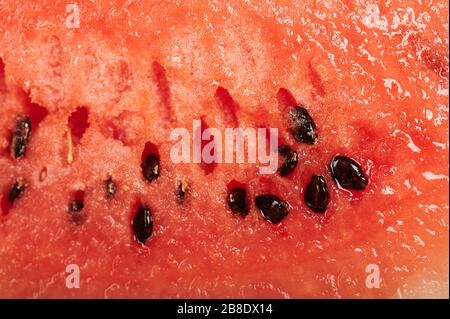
[[68, 199, 84, 212], [304, 175, 330, 213], [7, 178, 26, 202], [10, 116, 32, 159], [141, 153, 160, 182], [255, 194, 289, 224], [227, 187, 249, 217], [287, 106, 317, 144], [133, 204, 153, 245], [177, 181, 188, 202], [39, 167, 47, 182], [105, 177, 116, 198], [68, 199, 85, 225], [329, 155, 369, 190], [278, 145, 298, 177], [66, 130, 73, 164]]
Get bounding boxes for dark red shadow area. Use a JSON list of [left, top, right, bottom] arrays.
[[0, 58, 6, 92], [194, 118, 217, 175], [215, 86, 239, 126], [68, 106, 89, 145], [152, 61, 172, 121], [276, 88, 297, 112]]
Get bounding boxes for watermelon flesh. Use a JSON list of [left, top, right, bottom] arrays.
[[0, 0, 448, 298]]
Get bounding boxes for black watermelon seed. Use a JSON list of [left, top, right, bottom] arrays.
[[329, 155, 369, 190], [304, 175, 330, 213], [68, 199, 84, 212], [133, 204, 153, 245], [278, 145, 298, 177], [105, 177, 116, 198], [10, 116, 32, 159], [227, 187, 249, 217], [7, 178, 26, 202], [68, 199, 85, 224], [255, 194, 289, 224], [141, 153, 160, 182], [287, 106, 317, 144], [177, 181, 188, 202]]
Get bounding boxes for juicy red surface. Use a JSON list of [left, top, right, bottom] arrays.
[[0, 0, 448, 298]]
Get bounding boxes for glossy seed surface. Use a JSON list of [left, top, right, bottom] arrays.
[[329, 155, 369, 190], [255, 194, 289, 224], [287, 106, 317, 144], [304, 175, 330, 213], [10, 116, 32, 159], [278, 145, 298, 177], [133, 204, 153, 245], [106, 177, 116, 198], [141, 153, 160, 182], [227, 187, 249, 217], [7, 178, 26, 202]]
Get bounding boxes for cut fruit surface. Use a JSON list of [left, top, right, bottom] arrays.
[[0, 0, 448, 298]]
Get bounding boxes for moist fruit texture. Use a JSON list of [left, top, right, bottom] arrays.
[[0, 1, 448, 298]]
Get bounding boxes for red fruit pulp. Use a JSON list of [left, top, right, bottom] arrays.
[[0, 0, 448, 298]]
